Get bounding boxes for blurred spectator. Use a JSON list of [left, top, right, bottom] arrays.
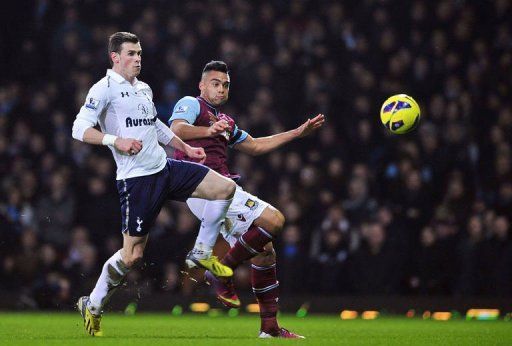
[[349, 220, 401, 294], [342, 176, 378, 227], [279, 225, 306, 294], [455, 215, 484, 296], [309, 226, 350, 294], [35, 170, 75, 249], [479, 215, 512, 296]]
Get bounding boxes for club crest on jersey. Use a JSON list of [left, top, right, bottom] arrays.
[[175, 105, 188, 113], [245, 199, 259, 210], [85, 97, 99, 110], [209, 111, 231, 141], [138, 104, 149, 115]]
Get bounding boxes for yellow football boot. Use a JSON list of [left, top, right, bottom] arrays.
[[185, 252, 233, 278], [77, 296, 103, 337]]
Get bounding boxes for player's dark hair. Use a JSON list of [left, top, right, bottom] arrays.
[[108, 32, 139, 67], [202, 60, 229, 77]]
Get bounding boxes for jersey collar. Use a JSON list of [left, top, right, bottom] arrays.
[[107, 69, 139, 85], [197, 96, 218, 112]]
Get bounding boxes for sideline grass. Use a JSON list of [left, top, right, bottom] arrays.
[[0, 312, 511, 345]]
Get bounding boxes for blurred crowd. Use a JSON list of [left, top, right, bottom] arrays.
[[1, 0, 511, 309]]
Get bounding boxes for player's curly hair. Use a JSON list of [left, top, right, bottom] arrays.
[[108, 32, 139, 67], [202, 60, 229, 76]]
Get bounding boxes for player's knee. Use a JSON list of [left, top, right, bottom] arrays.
[[216, 179, 235, 200], [269, 209, 285, 234]]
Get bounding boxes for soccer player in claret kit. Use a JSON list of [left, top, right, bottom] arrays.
[[71, 33, 237, 336], [169, 60, 325, 338]]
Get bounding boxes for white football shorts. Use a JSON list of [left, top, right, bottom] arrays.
[[186, 184, 269, 247]]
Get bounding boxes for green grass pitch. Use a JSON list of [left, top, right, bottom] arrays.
[[0, 312, 511, 345]]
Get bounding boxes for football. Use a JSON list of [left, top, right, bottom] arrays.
[[380, 94, 421, 134]]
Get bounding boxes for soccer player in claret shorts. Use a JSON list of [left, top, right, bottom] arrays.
[[71, 33, 236, 337], [169, 61, 325, 338]]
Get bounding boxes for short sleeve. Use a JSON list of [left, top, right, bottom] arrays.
[[168, 96, 201, 125]]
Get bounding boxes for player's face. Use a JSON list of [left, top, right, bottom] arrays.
[[199, 71, 230, 106], [112, 42, 142, 82]]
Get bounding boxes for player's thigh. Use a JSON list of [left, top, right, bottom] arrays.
[[117, 172, 169, 236], [221, 186, 269, 245], [253, 205, 285, 234], [190, 169, 235, 200], [121, 233, 148, 268]]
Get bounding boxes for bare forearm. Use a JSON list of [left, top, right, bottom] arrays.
[[168, 135, 206, 163], [82, 127, 109, 145], [252, 129, 299, 155], [169, 135, 191, 152], [171, 122, 211, 140]]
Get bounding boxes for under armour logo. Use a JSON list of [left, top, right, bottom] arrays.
[[237, 214, 246, 222], [121, 92, 129, 97], [136, 217, 143, 232]]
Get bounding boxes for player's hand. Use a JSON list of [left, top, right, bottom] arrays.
[[185, 145, 206, 164], [295, 113, 325, 138], [115, 138, 143, 156], [208, 120, 230, 137]]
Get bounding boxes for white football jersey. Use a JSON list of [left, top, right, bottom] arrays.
[[72, 69, 174, 180]]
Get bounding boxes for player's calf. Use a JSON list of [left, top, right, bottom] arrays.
[[221, 225, 273, 270], [188, 170, 235, 268], [251, 259, 280, 333]]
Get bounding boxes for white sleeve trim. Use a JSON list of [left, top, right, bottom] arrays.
[[72, 117, 96, 141], [155, 118, 175, 145]]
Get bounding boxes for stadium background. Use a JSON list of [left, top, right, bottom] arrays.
[[0, 0, 511, 312]]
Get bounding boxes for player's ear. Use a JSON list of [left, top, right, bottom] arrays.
[[110, 52, 119, 65], [199, 80, 205, 92]]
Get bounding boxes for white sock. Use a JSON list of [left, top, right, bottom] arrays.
[[89, 249, 129, 314], [192, 198, 232, 259]]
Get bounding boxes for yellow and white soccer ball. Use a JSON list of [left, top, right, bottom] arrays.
[[380, 94, 421, 134]]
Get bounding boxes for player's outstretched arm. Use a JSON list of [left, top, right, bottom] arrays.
[[234, 113, 325, 156], [294, 113, 325, 138], [171, 119, 230, 140]]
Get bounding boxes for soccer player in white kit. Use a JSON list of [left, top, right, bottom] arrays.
[[72, 32, 236, 337]]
